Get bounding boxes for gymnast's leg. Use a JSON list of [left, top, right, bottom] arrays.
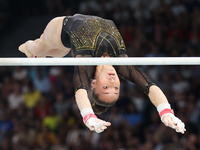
[[19, 16, 71, 58]]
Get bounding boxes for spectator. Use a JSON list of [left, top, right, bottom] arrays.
[[0, 0, 200, 149], [36, 126, 57, 149], [49, 66, 62, 84], [12, 66, 28, 81], [171, 73, 190, 94], [42, 108, 62, 133], [23, 81, 41, 109], [106, 106, 124, 127], [35, 95, 51, 119], [12, 123, 37, 149], [54, 92, 69, 115], [7, 82, 23, 110], [50, 138, 69, 150], [0, 76, 13, 100], [122, 103, 143, 127], [33, 68, 51, 93], [0, 112, 14, 142]]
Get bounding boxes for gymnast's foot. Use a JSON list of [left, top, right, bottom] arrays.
[[19, 41, 35, 58]]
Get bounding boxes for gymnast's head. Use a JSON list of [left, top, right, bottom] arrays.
[[89, 65, 120, 114]]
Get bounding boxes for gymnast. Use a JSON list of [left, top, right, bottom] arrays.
[[19, 14, 186, 134]]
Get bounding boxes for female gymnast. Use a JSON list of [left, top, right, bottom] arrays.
[[19, 14, 186, 134]]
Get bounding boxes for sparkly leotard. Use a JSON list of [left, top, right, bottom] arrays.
[[61, 14, 126, 57], [61, 14, 155, 94]]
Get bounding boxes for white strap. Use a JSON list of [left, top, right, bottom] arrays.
[[167, 113, 185, 132], [157, 103, 171, 114], [80, 108, 94, 118], [86, 118, 104, 133]]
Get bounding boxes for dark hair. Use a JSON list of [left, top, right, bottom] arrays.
[[88, 88, 118, 115], [92, 103, 107, 115]]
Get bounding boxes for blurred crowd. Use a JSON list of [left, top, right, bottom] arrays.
[[0, 0, 200, 150]]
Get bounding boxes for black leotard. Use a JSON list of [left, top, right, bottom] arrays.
[[61, 14, 126, 57], [61, 14, 155, 94]]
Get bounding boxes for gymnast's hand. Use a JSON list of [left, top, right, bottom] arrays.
[[81, 108, 111, 133], [157, 103, 186, 134], [85, 117, 111, 133], [162, 114, 186, 134]]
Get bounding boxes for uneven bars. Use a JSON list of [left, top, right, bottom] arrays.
[[0, 57, 199, 66]]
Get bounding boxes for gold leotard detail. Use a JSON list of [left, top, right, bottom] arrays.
[[70, 18, 126, 51]]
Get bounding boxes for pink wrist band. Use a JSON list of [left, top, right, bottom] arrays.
[[159, 109, 174, 118], [83, 113, 97, 124], [157, 103, 174, 121]]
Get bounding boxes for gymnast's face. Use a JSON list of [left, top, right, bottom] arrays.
[[91, 65, 120, 103]]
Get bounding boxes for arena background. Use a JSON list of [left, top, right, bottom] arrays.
[[0, 0, 200, 149]]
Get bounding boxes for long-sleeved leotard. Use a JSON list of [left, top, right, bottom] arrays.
[[73, 55, 155, 95], [61, 14, 155, 94]]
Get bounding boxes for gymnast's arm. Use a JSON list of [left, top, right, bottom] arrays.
[[73, 64, 111, 133], [73, 65, 94, 110], [116, 54, 167, 105], [116, 54, 186, 133]]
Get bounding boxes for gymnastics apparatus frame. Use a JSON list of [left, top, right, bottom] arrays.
[[0, 57, 199, 66]]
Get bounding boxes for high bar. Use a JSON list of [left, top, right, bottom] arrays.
[[0, 57, 199, 66]]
